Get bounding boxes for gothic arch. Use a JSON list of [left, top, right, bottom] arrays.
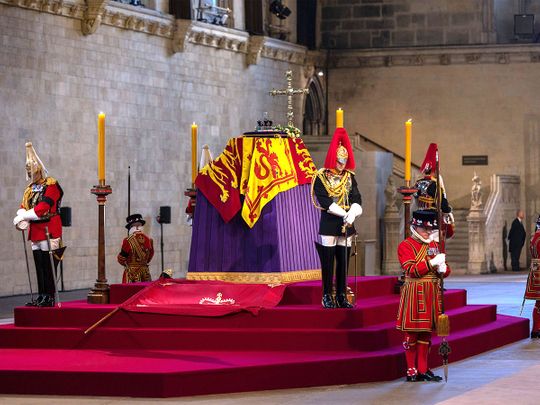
[[303, 75, 326, 136]]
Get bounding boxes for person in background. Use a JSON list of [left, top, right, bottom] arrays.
[[508, 209, 526, 272]]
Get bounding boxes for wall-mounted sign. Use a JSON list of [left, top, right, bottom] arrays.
[[462, 155, 488, 166]]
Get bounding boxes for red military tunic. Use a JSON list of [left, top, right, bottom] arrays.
[[396, 236, 451, 332], [21, 177, 63, 242], [117, 231, 154, 283], [525, 231, 540, 300]]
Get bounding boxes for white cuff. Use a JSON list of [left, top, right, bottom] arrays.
[[328, 203, 347, 217], [349, 203, 363, 217], [22, 208, 39, 221]]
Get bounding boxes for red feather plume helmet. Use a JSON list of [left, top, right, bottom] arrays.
[[323, 127, 355, 171], [420, 143, 438, 176]]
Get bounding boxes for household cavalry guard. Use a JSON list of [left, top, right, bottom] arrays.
[[524, 215, 540, 338], [13, 142, 65, 307], [311, 127, 362, 309], [413, 143, 455, 239]]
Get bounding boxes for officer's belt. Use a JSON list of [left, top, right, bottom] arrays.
[[30, 213, 58, 223], [405, 274, 439, 283]]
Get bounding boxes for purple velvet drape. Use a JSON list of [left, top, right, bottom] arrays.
[[188, 184, 320, 275]]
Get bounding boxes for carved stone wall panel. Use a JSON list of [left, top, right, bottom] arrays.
[[329, 45, 540, 69], [1, 0, 312, 64]]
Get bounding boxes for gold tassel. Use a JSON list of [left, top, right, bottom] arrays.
[[437, 314, 450, 337]]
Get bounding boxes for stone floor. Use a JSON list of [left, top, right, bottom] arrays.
[[0, 272, 538, 404]]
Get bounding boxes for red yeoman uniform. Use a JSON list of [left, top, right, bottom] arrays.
[[396, 209, 451, 382], [117, 214, 154, 283], [525, 221, 540, 338], [396, 237, 451, 331]]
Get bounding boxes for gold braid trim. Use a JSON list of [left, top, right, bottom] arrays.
[[21, 177, 58, 210], [186, 269, 321, 284], [127, 233, 150, 263], [310, 168, 351, 211]]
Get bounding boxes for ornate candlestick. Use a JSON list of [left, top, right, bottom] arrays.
[[87, 182, 112, 304], [185, 187, 197, 224], [397, 180, 418, 239], [395, 180, 417, 292]]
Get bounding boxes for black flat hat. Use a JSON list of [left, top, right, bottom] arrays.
[[126, 213, 145, 229], [411, 209, 438, 229]]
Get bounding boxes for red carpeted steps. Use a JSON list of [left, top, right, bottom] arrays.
[[0, 276, 530, 397]]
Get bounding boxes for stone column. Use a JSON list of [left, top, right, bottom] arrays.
[[382, 177, 402, 275], [468, 172, 487, 274], [467, 210, 487, 274]]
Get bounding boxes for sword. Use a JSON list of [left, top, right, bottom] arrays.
[[341, 223, 350, 305], [435, 148, 451, 381], [45, 226, 61, 307], [353, 234, 358, 307], [21, 229, 35, 304], [521, 268, 534, 315]]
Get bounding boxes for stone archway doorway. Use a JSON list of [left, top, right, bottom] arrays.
[[303, 75, 326, 136]]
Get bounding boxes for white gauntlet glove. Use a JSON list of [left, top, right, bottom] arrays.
[[437, 263, 447, 275], [429, 253, 446, 268], [327, 203, 347, 218], [343, 203, 363, 225], [13, 208, 39, 227]]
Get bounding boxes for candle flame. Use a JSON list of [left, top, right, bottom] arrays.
[[407, 118, 412, 123]]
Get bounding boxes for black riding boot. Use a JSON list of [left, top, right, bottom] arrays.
[[27, 250, 45, 306], [315, 242, 336, 308], [335, 245, 353, 308], [38, 250, 56, 307]]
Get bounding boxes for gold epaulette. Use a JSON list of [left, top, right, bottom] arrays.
[[45, 177, 58, 186]]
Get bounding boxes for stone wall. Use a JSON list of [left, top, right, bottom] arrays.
[[326, 44, 540, 225], [320, 0, 490, 49], [0, 2, 311, 296]]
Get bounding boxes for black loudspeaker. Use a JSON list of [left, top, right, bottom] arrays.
[[514, 14, 534, 36], [158, 206, 171, 224], [60, 206, 72, 227]]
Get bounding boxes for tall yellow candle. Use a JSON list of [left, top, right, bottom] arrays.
[[191, 123, 198, 186], [336, 108, 344, 128], [97, 112, 106, 184], [404, 119, 412, 183]]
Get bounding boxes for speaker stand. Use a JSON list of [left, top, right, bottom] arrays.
[[160, 221, 164, 275]]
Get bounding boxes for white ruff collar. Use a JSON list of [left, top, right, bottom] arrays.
[[410, 226, 430, 244]]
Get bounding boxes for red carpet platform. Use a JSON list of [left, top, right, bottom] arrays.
[[0, 276, 530, 397]]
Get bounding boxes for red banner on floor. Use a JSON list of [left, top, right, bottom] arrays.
[[121, 279, 286, 316]]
